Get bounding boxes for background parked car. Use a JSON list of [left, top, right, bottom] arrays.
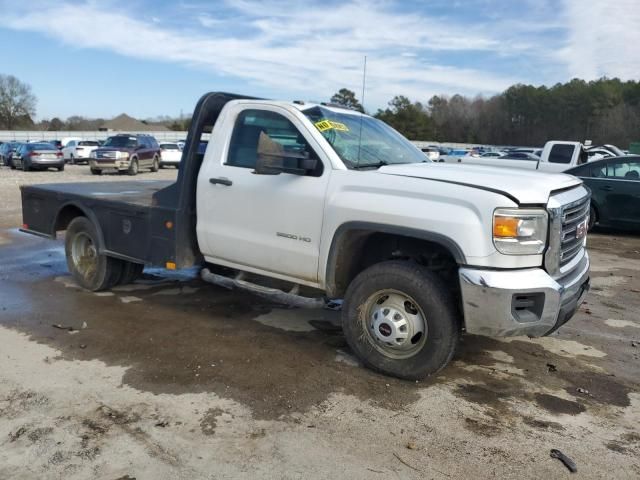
[[62, 140, 100, 164], [500, 151, 541, 161], [441, 149, 470, 163], [420, 147, 440, 161], [159, 142, 182, 168], [48, 140, 63, 150], [0, 141, 21, 167], [567, 155, 640, 231], [12, 142, 65, 171], [89, 134, 161, 175], [60, 137, 81, 148]]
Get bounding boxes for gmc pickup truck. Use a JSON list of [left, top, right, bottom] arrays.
[[20, 92, 591, 379]]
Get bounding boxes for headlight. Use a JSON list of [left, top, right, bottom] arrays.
[[493, 208, 548, 255], [90, 151, 97, 159]]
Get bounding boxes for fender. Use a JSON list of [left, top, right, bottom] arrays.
[[51, 201, 107, 253], [324, 221, 467, 296]]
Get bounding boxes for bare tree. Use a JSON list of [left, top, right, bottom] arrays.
[[0, 74, 37, 129]]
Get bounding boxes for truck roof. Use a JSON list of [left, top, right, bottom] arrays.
[[233, 99, 364, 116]]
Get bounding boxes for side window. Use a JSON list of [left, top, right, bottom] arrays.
[[139, 137, 149, 148], [226, 109, 321, 175], [591, 164, 607, 178], [608, 160, 640, 180], [548, 144, 575, 164], [68, 141, 75, 148]]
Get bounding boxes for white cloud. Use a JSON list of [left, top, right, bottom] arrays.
[[0, 0, 564, 108], [561, 0, 640, 80]]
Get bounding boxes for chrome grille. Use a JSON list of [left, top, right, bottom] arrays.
[[97, 151, 117, 159], [545, 185, 590, 278], [560, 196, 590, 267]]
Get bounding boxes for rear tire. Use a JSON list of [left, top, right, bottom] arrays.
[[342, 260, 461, 380], [64, 217, 122, 291], [119, 261, 144, 285], [90, 168, 102, 175], [128, 158, 139, 176], [22, 159, 29, 171], [58, 164, 65, 172], [150, 155, 159, 172]]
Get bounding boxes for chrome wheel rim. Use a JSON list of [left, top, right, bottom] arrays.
[[71, 232, 98, 280], [363, 289, 427, 359]]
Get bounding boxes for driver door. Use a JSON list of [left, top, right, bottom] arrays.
[[197, 105, 330, 283]]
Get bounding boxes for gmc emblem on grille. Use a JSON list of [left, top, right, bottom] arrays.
[[575, 221, 587, 240]]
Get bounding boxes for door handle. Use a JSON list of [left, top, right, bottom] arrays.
[[209, 177, 232, 186], [600, 185, 613, 191]]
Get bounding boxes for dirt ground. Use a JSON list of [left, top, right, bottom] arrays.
[[0, 165, 638, 479]]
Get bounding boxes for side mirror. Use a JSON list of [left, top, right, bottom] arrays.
[[254, 132, 318, 176]]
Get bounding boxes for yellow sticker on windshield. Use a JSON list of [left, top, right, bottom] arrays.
[[314, 119, 350, 132]]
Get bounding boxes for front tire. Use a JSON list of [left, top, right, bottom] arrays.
[[342, 261, 460, 380], [128, 157, 139, 176], [90, 168, 102, 175], [65, 217, 123, 291], [588, 204, 597, 231]]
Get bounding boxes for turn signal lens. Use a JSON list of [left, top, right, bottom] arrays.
[[493, 217, 520, 238], [493, 208, 548, 255]]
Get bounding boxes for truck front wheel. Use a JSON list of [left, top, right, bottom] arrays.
[[342, 261, 460, 380], [65, 217, 122, 291]]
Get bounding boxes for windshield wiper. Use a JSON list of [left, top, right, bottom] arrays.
[[351, 160, 390, 170]]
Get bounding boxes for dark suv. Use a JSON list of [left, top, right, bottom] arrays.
[[89, 134, 161, 176]]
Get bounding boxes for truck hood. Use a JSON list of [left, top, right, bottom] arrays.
[[377, 163, 582, 204]]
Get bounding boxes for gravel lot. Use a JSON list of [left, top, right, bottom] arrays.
[[0, 165, 639, 479]]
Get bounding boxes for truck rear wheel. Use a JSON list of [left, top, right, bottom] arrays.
[[65, 217, 122, 291], [342, 261, 460, 380]]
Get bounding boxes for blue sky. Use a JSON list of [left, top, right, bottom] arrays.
[[0, 0, 638, 120]]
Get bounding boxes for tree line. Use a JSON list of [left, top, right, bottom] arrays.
[[372, 78, 640, 147], [2, 73, 640, 147]]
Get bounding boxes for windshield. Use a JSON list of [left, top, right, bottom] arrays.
[[104, 136, 137, 148], [302, 106, 427, 169], [160, 143, 180, 150], [30, 143, 55, 150], [79, 141, 99, 146]]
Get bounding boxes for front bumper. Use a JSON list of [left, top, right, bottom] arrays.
[[89, 159, 130, 170], [459, 252, 590, 337]]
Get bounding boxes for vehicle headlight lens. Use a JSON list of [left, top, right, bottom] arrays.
[[90, 151, 97, 159], [493, 208, 548, 255]]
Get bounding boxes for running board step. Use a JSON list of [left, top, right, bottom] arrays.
[[201, 268, 325, 309]]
